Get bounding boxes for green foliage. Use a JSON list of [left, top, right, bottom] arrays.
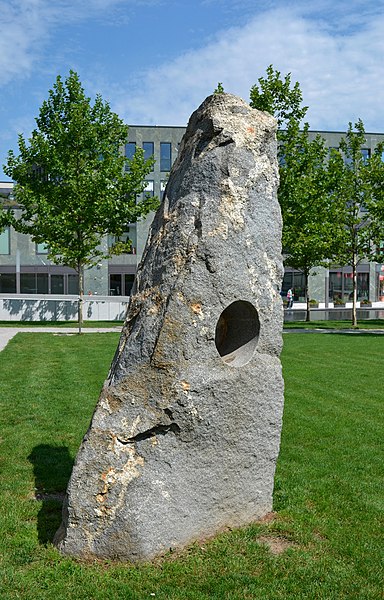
[[327, 120, 375, 266], [308, 299, 319, 306], [0, 191, 13, 231], [280, 138, 337, 320], [250, 65, 308, 135], [250, 67, 384, 325], [213, 82, 225, 94], [279, 123, 341, 275], [327, 120, 383, 324], [0, 207, 9, 231], [250, 66, 337, 320], [364, 141, 384, 260], [4, 71, 157, 273], [0, 332, 383, 599]]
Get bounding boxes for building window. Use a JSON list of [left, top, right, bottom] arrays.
[[125, 274, 135, 296], [344, 148, 371, 166], [144, 180, 154, 199], [109, 273, 135, 296], [0, 272, 16, 293], [51, 274, 64, 294], [328, 146, 339, 157], [36, 273, 49, 294], [68, 274, 78, 295], [109, 226, 137, 254], [20, 272, 65, 294], [36, 242, 48, 254], [160, 142, 171, 172], [3, 270, 76, 295], [110, 274, 122, 296], [329, 271, 369, 302], [378, 273, 384, 300], [282, 270, 306, 302], [20, 273, 36, 293], [143, 142, 154, 164], [125, 142, 136, 171], [0, 227, 10, 254], [125, 142, 136, 159]]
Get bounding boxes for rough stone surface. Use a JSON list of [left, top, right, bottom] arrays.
[[54, 93, 285, 562]]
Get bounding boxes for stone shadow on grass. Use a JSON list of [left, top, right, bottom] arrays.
[[28, 444, 74, 545]]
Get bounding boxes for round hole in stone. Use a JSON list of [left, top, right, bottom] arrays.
[[215, 300, 260, 367]]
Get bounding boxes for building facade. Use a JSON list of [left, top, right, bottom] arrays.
[[1, 126, 384, 304]]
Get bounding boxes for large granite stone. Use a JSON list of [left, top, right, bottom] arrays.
[[54, 93, 284, 562]]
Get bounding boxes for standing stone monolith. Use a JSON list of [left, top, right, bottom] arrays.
[[54, 93, 284, 562]]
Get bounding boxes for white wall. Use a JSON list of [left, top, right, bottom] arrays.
[[0, 295, 130, 321]]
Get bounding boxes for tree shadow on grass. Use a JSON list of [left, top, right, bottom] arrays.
[[28, 444, 74, 545]]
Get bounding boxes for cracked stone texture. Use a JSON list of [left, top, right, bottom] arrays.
[[54, 93, 285, 562]]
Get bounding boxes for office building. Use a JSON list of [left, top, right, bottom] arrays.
[[1, 126, 384, 305]]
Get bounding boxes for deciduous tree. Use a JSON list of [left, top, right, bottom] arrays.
[[327, 120, 381, 326], [250, 66, 337, 320], [250, 65, 307, 145], [279, 123, 342, 320], [4, 71, 157, 332], [364, 143, 384, 254]]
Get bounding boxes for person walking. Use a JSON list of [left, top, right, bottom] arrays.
[[287, 288, 293, 309]]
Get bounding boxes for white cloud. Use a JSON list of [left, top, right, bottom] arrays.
[[1, 0, 383, 137], [0, 0, 158, 87], [0, 1, 43, 84], [114, 5, 384, 131]]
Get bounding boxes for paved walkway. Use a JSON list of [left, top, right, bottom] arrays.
[[0, 326, 122, 353], [284, 328, 384, 334]]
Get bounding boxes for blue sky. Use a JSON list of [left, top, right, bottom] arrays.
[[1, 0, 384, 179]]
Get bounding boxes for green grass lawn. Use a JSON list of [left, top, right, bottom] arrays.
[[0, 332, 383, 599]]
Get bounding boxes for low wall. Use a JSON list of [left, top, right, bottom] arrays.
[[3, 296, 384, 323], [0, 295, 130, 321]]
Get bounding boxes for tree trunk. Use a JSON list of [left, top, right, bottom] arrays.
[[305, 271, 311, 322], [78, 263, 84, 334], [352, 257, 358, 327]]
